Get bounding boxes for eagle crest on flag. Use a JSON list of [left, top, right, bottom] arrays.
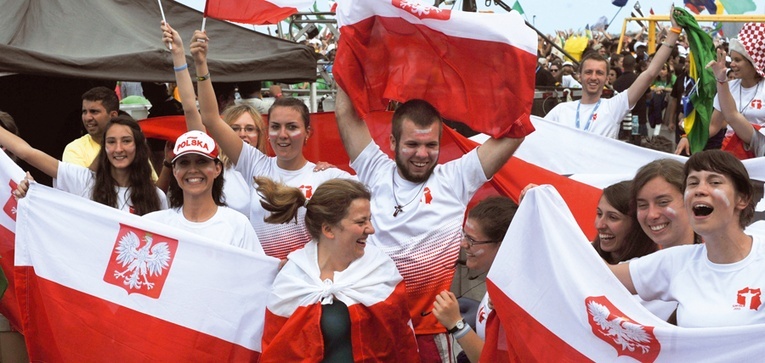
[[393, 0, 450, 20], [586, 296, 660, 362], [104, 224, 179, 298]]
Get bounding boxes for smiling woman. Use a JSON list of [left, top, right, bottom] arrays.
[[255, 177, 419, 361], [593, 180, 656, 265]]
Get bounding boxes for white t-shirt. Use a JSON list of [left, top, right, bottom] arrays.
[[56, 162, 168, 214], [222, 165, 251, 217], [235, 143, 353, 260], [475, 292, 492, 340], [714, 78, 765, 136], [745, 128, 765, 157], [630, 236, 765, 328], [543, 90, 632, 138], [351, 141, 486, 334], [143, 206, 264, 255]]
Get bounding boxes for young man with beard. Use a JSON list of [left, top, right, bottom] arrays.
[[63, 87, 119, 167], [544, 10, 681, 139], [334, 87, 523, 362]]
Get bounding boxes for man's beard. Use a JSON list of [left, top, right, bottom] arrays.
[[394, 147, 437, 184]]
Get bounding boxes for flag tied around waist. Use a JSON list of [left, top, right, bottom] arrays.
[[203, 0, 314, 25], [483, 185, 765, 362], [15, 183, 280, 361], [334, 0, 537, 139]]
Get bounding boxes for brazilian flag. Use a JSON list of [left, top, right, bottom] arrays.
[[675, 7, 717, 154]]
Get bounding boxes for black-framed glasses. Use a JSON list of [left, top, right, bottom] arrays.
[[461, 231, 499, 248]]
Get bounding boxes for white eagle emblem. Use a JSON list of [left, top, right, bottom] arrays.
[[398, 0, 443, 17], [112, 231, 171, 290], [587, 301, 653, 354]]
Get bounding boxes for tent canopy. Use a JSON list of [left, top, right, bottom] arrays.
[[0, 0, 316, 83]]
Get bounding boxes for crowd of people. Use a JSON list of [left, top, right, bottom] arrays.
[[1, 5, 764, 362]]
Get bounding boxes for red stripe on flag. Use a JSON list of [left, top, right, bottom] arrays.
[[0, 225, 23, 332], [335, 15, 536, 139], [204, 0, 300, 25], [15, 268, 259, 361], [485, 279, 593, 362]]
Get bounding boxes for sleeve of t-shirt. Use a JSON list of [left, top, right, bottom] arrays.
[[155, 187, 169, 210], [436, 148, 487, 204], [350, 141, 391, 186], [543, 103, 562, 123], [236, 214, 266, 256], [233, 142, 270, 186], [55, 162, 94, 197], [61, 142, 89, 167], [745, 128, 765, 157], [629, 247, 685, 302]]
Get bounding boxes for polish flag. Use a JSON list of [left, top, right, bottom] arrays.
[[260, 241, 418, 361], [0, 151, 26, 331], [483, 185, 765, 361], [203, 0, 314, 25], [15, 184, 280, 361], [334, 0, 538, 139]]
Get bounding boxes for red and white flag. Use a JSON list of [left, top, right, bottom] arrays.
[[261, 241, 418, 361], [334, 0, 537, 139], [15, 184, 280, 361], [203, 0, 314, 25], [0, 151, 26, 331], [483, 185, 765, 361]]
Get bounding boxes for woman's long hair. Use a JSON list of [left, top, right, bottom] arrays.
[[594, 181, 657, 264], [91, 115, 162, 215]]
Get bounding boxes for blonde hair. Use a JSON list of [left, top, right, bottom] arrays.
[[220, 104, 267, 167]]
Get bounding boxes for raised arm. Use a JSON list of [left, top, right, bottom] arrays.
[[0, 126, 58, 178], [191, 30, 245, 165], [162, 21, 203, 132], [334, 87, 373, 162], [476, 136, 524, 179], [708, 49, 755, 144], [608, 261, 637, 294], [627, 6, 681, 108]]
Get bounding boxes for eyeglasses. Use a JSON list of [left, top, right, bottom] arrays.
[[231, 125, 259, 134], [550, 68, 560, 72], [461, 231, 499, 248]]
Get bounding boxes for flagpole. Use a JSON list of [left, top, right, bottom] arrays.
[[201, 17, 207, 32], [157, 0, 172, 50], [606, 5, 625, 30]]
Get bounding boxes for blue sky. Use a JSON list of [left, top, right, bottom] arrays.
[[177, 0, 765, 37]]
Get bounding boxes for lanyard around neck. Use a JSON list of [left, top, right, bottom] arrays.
[[575, 99, 601, 132]]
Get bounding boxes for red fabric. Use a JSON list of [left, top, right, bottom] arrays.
[[721, 124, 762, 160], [0, 225, 23, 332], [261, 282, 419, 362], [478, 311, 511, 363], [203, 0, 303, 25], [334, 16, 536, 139], [484, 280, 593, 362], [15, 267, 259, 362]]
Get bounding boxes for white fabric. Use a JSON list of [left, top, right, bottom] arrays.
[[15, 183, 280, 351], [714, 78, 765, 135], [267, 240, 401, 317], [56, 162, 168, 213], [143, 206, 265, 255], [560, 74, 582, 89], [630, 237, 765, 328], [475, 292, 492, 340], [487, 185, 765, 361], [746, 128, 765, 157], [235, 143, 353, 259], [222, 166, 251, 217], [543, 90, 632, 139]]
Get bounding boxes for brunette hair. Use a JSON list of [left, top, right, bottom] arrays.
[[391, 99, 443, 143], [467, 196, 517, 242], [91, 115, 162, 215], [255, 177, 370, 241], [593, 181, 657, 264]]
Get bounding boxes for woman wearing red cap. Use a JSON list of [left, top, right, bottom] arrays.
[[144, 130, 264, 255]]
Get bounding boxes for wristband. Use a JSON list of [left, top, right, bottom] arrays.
[[670, 27, 682, 35], [173, 63, 188, 72], [680, 134, 687, 138], [661, 41, 674, 49], [163, 160, 173, 168], [452, 325, 472, 340], [717, 77, 729, 84], [197, 73, 211, 82]]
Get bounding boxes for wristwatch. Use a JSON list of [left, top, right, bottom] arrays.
[[448, 319, 466, 335]]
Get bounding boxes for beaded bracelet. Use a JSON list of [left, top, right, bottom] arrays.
[[173, 63, 188, 72]]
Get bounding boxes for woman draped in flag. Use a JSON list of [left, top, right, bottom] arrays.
[[255, 177, 418, 361], [144, 131, 264, 255], [705, 23, 765, 159], [188, 28, 353, 260], [610, 150, 764, 328], [430, 196, 517, 362], [158, 22, 267, 217], [7, 115, 167, 215]]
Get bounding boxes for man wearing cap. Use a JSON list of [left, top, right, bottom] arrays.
[[544, 7, 683, 139], [144, 130, 265, 255]]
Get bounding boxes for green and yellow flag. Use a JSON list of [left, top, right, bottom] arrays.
[[675, 7, 717, 153]]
